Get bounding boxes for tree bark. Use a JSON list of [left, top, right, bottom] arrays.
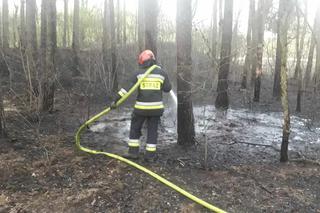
[[110, 0, 118, 93], [26, 0, 37, 57], [41, 0, 56, 112], [278, 0, 293, 162], [26, 0, 38, 106], [72, 0, 80, 76], [20, 0, 26, 49], [138, 0, 145, 52], [304, 7, 320, 87], [144, 0, 158, 56], [63, 0, 69, 48], [2, 0, 9, 48], [232, 12, 241, 65], [304, 37, 316, 88], [13, 5, 19, 48], [0, 3, 2, 47], [241, 0, 255, 89], [215, 0, 233, 110], [0, 0, 9, 77], [218, 0, 223, 54], [212, 0, 218, 63], [39, 0, 48, 108], [0, 85, 5, 137], [295, 1, 307, 112], [116, 0, 121, 45], [253, 0, 266, 102], [103, 0, 110, 87], [272, 0, 288, 99], [177, 0, 195, 146], [123, 0, 127, 46], [313, 8, 320, 90]]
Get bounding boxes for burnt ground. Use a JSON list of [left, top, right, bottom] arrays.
[[0, 83, 320, 213], [0, 49, 320, 213]]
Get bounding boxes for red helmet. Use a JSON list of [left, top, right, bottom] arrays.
[[138, 50, 155, 65]]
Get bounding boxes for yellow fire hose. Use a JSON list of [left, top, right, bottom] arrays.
[[75, 65, 227, 213]]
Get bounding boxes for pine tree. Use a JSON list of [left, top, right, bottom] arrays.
[[278, 0, 293, 162], [72, 0, 80, 76], [144, 0, 158, 56], [215, 0, 233, 109], [177, 0, 195, 146]]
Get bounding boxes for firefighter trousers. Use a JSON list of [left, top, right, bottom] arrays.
[[129, 113, 160, 146]]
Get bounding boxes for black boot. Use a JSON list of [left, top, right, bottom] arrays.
[[144, 151, 157, 163], [123, 147, 139, 159]]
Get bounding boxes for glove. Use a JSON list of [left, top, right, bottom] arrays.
[[109, 101, 117, 109]]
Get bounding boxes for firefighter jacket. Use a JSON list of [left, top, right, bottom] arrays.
[[115, 64, 172, 116]]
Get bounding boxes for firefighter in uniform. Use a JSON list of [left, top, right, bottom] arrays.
[[111, 50, 172, 161]]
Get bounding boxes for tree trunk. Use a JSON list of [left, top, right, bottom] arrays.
[[0, 3, 2, 47], [0, 85, 5, 137], [293, 17, 300, 80], [103, 0, 110, 88], [2, 0, 9, 48], [13, 5, 19, 48], [253, 0, 265, 102], [304, 37, 316, 88], [63, 0, 69, 48], [116, 0, 121, 45], [211, 0, 218, 63], [20, 0, 26, 49], [72, 0, 80, 76], [123, 0, 127, 46], [215, 0, 233, 110], [314, 45, 320, 91], [295, 6, 301, 111], [218, 0, 223, 54], [110, 0, 118, 93], [232, 12, 240, 65], [144, 0, 158, 56], [138, 0, 144, 52], [177, 0, 195, 146], [278, 0, 293, 162], [295, 1, 307, 112], [241, 0, 255, 89], [26, 0, 37, 57], [41, 0, 56, 112], [313, 8, 320, 90], [0, 0, 9, 77], [39, 0, 48, 109], [26, 0, 38, 107], [272, 0, 288, 99]]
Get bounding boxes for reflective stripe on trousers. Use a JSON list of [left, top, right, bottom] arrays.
[[128, 139, 140, 147], [129, 114, 160, 146], [146, 144, 156, 152]]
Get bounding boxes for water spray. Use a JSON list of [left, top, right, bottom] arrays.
[[170, 90, 178, 107]]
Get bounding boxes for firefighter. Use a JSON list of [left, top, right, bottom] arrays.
[[110, 50, 172, 161]]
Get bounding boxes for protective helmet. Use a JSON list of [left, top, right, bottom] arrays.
[[138, 50, 155, 65]]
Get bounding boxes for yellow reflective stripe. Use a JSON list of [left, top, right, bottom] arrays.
[[118, 88, 128, 97], [135, 101, 164, 110], [128, 143, 139, 147], [138, 74, 165, 81], [128, 139, 140, 147], [136, 101, 163, 106], [146, 147, 156, 152], [140, 81, 161, 90], [143, 78, 164, 84], [146, 144, 157, 152], [134, 104, 164, 110]]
